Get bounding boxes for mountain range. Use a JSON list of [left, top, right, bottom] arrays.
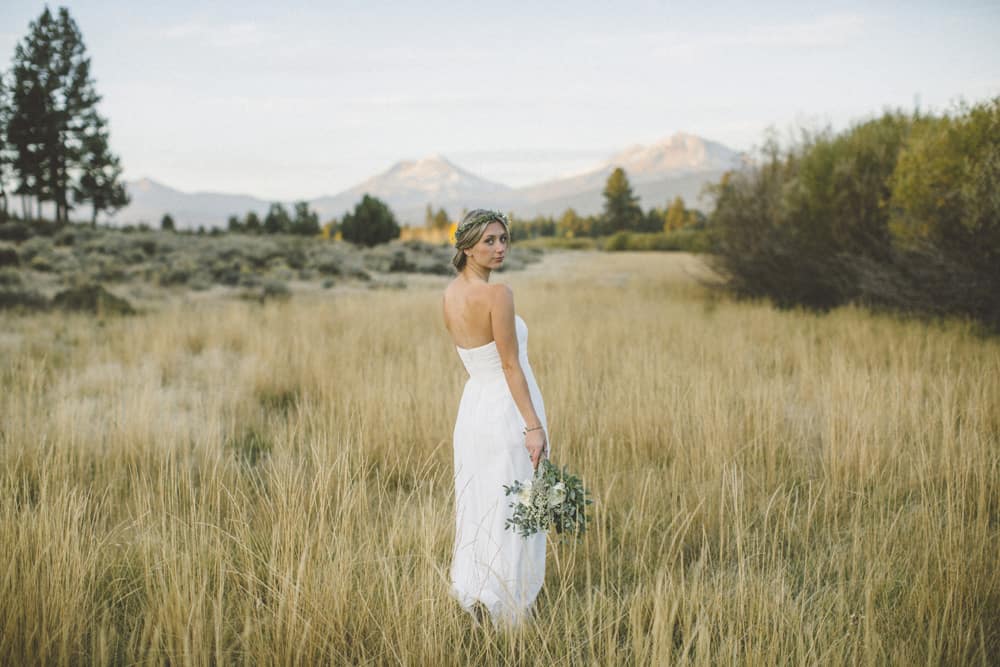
[[114, 133, 743, 229]]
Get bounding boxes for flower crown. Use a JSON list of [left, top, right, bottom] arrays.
[[455, 210, 509, 240]]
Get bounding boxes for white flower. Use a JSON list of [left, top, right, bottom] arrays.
[[548, 482, 566, 508], [516, 480, 533, 505]]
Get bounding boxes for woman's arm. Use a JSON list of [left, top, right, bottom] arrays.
[[490, 284, 547, 469]]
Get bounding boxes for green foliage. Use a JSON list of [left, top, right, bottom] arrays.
[[340, 194, 400, 246], [509, 213, 556, 239], [602, 229, 713, 253], [556, 208, 591, 237], [890, 98, 1000, 260], [661, 195, 702, 232], [503, 459, 592, 541], [160, 214, 175, 232], [709, 101, 1000, 330], [602, 167, 643, 232]]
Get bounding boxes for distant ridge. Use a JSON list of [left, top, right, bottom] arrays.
[[309, 155, 513, 224], [113, 133, 743, 229]]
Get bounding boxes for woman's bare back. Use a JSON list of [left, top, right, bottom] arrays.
[[443, 278, 499, 349]]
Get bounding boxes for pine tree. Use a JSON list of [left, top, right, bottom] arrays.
[[291, 201, 320, 235], [601, 167, 643, 233], [7, 7, 126, 223], [7, 8, 57, 220], [340, 194, 400, 246], [263, 203, 291, 234]]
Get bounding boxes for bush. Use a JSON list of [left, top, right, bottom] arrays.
[[0, 269, 47, 311], [0, 286, 48, 311], [0, 222, 30, 242], [0, 243, 19, 267], [708, 100, 1000, 330], [52, 284, 135, 315], [604, 231, 631, 251], [601, 230, 713, 252]]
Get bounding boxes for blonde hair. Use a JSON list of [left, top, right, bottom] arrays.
[[452, 209, 511, 272]]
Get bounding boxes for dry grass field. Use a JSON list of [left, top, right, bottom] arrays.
[[1, 251, 998, 665]]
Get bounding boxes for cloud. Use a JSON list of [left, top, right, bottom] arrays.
[[731, 13, 868, 48], [592, 13, 871, 63], [161, 20, 278, 49]]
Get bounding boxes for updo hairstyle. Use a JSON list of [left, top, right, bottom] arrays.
[[452, 209, 511, 272]]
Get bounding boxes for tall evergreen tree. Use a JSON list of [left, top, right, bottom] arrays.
[[291, 201, 320, 235], [7, 8, 56, 220], [263, 202, 291, 234], [340, 194, 400, 246], [601, 167, 643, 233], [7, 6, 126, 223]]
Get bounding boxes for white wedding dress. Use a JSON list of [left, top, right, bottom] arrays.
[[451, 314, 547, 625]]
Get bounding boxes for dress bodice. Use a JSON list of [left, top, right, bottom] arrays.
[[456, 315, 529, 380]]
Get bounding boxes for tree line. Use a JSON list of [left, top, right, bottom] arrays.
[[707, 98, 1000, 331], [412, 167, 706, 244], [0, 6, 129, 225], [504, 167, 706, 241]]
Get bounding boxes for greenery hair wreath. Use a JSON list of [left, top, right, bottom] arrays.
[[454, 210, 510, 243]]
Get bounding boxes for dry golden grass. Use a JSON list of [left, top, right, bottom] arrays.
[[1, 251, 998, 665]]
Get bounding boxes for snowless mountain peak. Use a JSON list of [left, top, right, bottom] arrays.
[[604, 132, 741, 176], [115, 133, 742, 227]]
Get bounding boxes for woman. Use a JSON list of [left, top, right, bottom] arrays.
[[442, 209, 549, 626]]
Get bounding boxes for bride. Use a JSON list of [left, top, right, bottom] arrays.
[[442, 209, 549, 626]]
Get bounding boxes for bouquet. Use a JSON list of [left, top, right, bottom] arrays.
[[503, 459, 592, 540]]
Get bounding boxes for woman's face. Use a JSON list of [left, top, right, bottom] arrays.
[[465, 221, 508, 270]]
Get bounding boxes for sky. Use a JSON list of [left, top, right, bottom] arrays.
[[1, 1, 998, 201]]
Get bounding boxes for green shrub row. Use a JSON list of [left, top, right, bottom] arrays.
[[707, 98, 1000, 330]]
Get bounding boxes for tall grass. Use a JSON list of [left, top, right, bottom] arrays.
[[1, 252, 998, 664]]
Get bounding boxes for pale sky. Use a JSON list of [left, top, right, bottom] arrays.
[[2, 1, 998, 200]]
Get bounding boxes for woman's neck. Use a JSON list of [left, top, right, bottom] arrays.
[[463, 264, 490, 283]]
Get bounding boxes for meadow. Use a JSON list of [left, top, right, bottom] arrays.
[[1, 250, 998, 665]]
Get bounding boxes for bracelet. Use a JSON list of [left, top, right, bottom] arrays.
[[524, 425, 543, 433]]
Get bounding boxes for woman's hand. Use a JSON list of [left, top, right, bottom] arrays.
[[525, 428, 547, 470]]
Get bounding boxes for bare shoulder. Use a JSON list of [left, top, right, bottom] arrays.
[[487, 282, 513, 302], [486, 283, 514, 315]]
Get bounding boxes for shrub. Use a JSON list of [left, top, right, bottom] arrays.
[[52, 284, 135, 315], [604, 231, 631, 251], [0, 243, 19, 267], [0, 222, 30, 242], [0, 270, 47, 311], [708, 100, 1000, 330], [0, 286, 48, 311]]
